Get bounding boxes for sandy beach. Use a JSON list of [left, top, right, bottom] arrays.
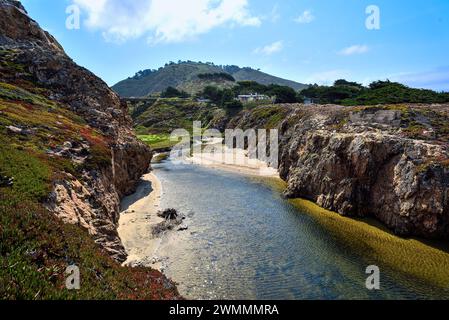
[[118, 151, 278, 272], [188, 148, 280, 178], [118, 172, 167, 270]]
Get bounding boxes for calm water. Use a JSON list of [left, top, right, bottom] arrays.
[[152, 159, 449, 300]]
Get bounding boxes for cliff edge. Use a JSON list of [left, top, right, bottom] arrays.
[[0, 0, 153, 261], [229, 104, 449, 239], [0, 0, 178, 299]]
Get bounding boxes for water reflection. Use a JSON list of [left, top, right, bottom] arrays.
[[152, 159, 449, 300]]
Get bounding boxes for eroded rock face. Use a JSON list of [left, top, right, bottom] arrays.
[[230, 104, 449, 239], [0, 0, 152, 261]]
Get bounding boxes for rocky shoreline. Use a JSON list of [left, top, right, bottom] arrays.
[[0, 0, 153, 261], [229, 104, 449, 240]]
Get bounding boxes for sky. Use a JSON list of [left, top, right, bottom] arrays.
[[20, 0, 449, 91]]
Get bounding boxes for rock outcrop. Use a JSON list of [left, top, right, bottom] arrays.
[[229, 104, 449, 239], [0, 0, 152, 261]]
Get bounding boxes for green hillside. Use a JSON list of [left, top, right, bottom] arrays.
[[231, 67, 306, 91], [128, 97, 228, 151], [112, 61, 307, 97]]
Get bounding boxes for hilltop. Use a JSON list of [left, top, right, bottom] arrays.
[[112, 61, 307, 97]]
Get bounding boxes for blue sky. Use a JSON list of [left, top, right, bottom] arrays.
[[21, 0, 449, 90]]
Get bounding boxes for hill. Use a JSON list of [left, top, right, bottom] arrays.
[[112, 61, 307, 97]]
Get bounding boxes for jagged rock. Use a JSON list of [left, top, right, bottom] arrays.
[[229, 104, 449, 239], [0, 0, 152, 262], [152, 217, 184, 237], [157, 208, 179, 220]]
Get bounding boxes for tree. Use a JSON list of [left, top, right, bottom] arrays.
[[200, 86, 239, 107], [266, 85, 298, 103], [334, 79, 363, 88], [161, 86, 190, 98]]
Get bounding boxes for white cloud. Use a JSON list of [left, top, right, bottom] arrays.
[[338, 44, 369, 56], [254, 41, 283, 55], [294, 10, 315, 24], [72, 0, 261, 44]]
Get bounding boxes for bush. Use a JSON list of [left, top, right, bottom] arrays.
[[161, 86, 189, 98], [197, 72, 235, 82]]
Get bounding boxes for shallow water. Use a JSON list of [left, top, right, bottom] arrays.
[[151, 159, 449, 300]]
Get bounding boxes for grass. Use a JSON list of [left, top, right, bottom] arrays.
[[0, 82, 56, 109], [249, 105, 290, 129], [0, 142, 51, 202], [138, 134, 179, 151], [0, 138, 179, 299]]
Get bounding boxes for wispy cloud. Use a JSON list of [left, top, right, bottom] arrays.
[[294, 10, 315, 24], [254, 41, 284, 56], [338, 44, 369, 56], [72, 0, 261, 44]]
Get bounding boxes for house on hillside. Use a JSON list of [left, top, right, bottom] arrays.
[[196, 98, 211, 103], [237, 93, 274, 103]]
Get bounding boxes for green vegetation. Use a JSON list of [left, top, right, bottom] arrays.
[[130, 97, 225, 137], [235, 81, 301, 103], [199, 86, 239, 108], [160, 86, 189, 99], [0, 68, 179, 299], [198, 72, 235, 82], [112, 61, 306, 97], [301, 79, 449, 105], [290, 199, 449, 289], [0, 82, 57, 109], [0, 49, 28, 74], [250, 105, 291, 129], [198, 81, 302, 107], [137, 134, 178, 151]]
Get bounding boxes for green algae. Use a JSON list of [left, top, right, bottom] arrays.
[[289, 198, 449, 289]]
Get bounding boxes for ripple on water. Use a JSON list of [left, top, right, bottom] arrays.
[[151, 160, 449, 300]]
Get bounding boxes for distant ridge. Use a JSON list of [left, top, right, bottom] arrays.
[[112, 61, 307, 97]]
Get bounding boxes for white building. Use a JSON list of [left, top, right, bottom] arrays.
[[237, 93, 274, 103]]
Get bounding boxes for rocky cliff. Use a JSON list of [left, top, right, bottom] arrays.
[[229, 104, 449, 239], [0, 0, 152, 261]]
